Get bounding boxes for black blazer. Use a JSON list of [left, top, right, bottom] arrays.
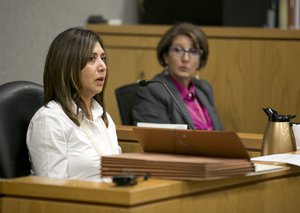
[[132, 72, 224, 130]]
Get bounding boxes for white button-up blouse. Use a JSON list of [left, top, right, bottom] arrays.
[[26, 100, 121, 181]]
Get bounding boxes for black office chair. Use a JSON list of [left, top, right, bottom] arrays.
[[115, 83, 139, 125], [0, 81, 44, 178]]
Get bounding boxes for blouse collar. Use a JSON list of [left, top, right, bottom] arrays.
[[74, 99, 104, 122], [171, 77, 196, 101]]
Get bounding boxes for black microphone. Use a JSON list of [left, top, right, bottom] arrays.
[[138, 80, 195, 130]]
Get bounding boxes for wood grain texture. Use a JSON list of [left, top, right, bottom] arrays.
[[0, 179, 3, 213], [88, 24, 300, 134], [2, 166, 300, 213]]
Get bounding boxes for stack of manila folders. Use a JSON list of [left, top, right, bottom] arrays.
[[102, 124, 265, 180]]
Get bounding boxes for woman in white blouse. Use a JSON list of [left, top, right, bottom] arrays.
[[26, 27, 121, 181]]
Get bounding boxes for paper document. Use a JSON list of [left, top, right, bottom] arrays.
[[292, 123, 300, 149], [137, 122, 188, 129], [253, 163, 287, 173], [251, 153, 300, 166]]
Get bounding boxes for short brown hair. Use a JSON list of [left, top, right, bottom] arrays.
[[157, 22, 209, 70]]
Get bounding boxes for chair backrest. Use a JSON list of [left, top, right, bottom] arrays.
[[115, 83, 139, 125], [0, 81, 43, 178]]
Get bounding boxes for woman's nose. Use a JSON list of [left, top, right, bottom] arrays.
[[182, 52, 190, 61], [97, 58, 107, 71]]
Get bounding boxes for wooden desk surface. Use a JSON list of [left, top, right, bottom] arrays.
[[0, 169, 292, 206], [1, 164, 300, 213], [2, 127, 296, 213]]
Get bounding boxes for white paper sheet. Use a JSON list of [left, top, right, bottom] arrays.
[[137, 122, 188, 129], [292, 123, 300, 149], [251, 153, 300, 166], [253, 163, 286, 173]]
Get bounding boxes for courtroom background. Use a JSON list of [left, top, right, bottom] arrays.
[[1, 0, 299, 134]]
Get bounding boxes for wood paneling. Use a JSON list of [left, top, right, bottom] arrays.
[[2, 167, 300, 213], [88, 24, 300, 133]]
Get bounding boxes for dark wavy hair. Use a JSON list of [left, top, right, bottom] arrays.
[[43, 27, 108, 127], [157, 22, 209, 70]]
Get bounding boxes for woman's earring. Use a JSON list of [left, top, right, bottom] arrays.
[[195, 72, 200, 80]]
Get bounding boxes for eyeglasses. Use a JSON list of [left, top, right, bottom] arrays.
[[169, 46, 203, 58]]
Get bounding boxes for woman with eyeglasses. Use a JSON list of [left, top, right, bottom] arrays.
[[132, 22, 223, 130]]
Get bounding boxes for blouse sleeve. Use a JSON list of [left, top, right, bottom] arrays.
[[26, 109, 69, 178]]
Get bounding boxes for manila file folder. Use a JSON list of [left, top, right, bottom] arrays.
[[101, 127, 254, 180], [132, 127, 250, 159]]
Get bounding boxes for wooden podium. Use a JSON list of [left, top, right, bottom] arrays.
[[1, 127, 299, 212], [1, 164, 300, 213]]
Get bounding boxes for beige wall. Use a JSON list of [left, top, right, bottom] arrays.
[[0, 0, 138, 85]]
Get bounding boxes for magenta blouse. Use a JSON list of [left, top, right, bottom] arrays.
[[172, 78, 213, 130]]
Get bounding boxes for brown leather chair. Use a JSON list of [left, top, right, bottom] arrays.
[[0, 81, 43, 178]]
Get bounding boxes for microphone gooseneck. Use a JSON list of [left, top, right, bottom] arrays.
[[138, 79, 195, 130]]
